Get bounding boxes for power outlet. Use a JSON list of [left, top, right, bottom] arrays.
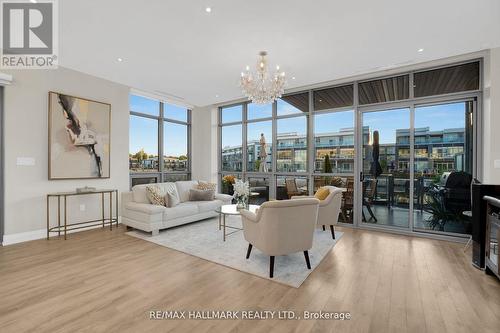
[[79, 204, 86, 212]]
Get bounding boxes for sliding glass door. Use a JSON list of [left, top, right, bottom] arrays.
[[413, 101, 474, 235], [358, 100, 474, 236], [361, 108, 411, 229]]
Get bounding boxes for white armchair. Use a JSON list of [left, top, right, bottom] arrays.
[[292, 186, 343, 239], [240, 198, 320, 278]]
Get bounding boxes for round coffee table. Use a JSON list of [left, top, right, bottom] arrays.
[[215, 204, 259, 241]]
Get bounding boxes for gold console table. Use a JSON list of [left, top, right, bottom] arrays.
[[46, 189, 118, 240]]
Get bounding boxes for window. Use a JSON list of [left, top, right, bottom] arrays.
[[163, 121, 188, 171], [248, 103, 272, 120], [314, 111, 354, 173], [313, 85, 353, 110], [276, 117, 307, 172], [362, 108, 411, 220], [412, 101, 473, 235], [248, 177, 270, 204], [221, 104, 242, 123], [129, 115, 159, 173], [129, 95, 159, 116], [415, 102, 470, 173], [414, 62, 479, 98], [220, 104, 244, 176], [339, 148, 355, 159], [276, 176, 308, 200], [247, 120, 272, 172], [221, 124, 243, 172], [164, 103, 188, 122], [219, 93, 311, 199], [398, 148, 410, 157], [359, 75, 409, 105], [414, 148, 428, 158], [129, 95, 191, 186]]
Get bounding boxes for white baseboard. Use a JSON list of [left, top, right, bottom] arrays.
[[2, 229, 47, 245], [2, 219, 122, 246]]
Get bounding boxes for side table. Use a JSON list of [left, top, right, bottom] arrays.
[[46, 189, 118, 240]]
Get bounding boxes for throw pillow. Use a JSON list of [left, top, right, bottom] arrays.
[[197, 181, 217, 191], [314, 187, 330, 201], [146, 186, 166, 206], [166, 192, 180, 207], [189, 189, 215, 201]]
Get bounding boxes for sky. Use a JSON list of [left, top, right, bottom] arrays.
[[247, 120, 272, 143], [364, 102, 466, 144], [315, 111, 354, 134], [130, 95, 467, 154]]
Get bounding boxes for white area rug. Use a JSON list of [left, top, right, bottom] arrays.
[[126, 216, 342, 288]]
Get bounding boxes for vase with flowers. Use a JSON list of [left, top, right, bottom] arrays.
[[233, 179, 250, 209]]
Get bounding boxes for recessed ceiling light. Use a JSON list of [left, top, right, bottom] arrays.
[[215, 94, 219, 98], [292, 76, 296, 80], [205, 7, 212, 13], [117, 58, 123, 62], [30, 0, 37, 3], [418, 48, 424, 53]]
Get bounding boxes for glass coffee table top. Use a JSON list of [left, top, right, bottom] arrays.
[[216, 204, 260, 241], [215, 204, 260, 215]]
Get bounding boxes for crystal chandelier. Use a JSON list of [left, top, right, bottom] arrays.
[[240, 51, 286, 104]]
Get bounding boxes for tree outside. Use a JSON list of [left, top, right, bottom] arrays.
[[323, 154, 333, 173]]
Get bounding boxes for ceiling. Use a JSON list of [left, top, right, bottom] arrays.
[[59, 0, 500, 107]]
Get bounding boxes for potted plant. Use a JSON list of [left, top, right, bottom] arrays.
[[222, 175, 235, 195], [424, 194, 455, 231], [424, 184, 470, 233]]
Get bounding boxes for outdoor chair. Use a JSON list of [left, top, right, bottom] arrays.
[[362, 179, 378, 222], [285, 178, 307, 199]]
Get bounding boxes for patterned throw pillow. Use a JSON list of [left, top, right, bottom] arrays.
[[314, 187, 330, 201], [146, 185, 166, 206], [197, 181, 217, 191]]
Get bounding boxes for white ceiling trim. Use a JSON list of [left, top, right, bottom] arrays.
[[130, 88, 195, 110]]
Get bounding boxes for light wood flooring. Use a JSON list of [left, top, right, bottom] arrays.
[[0, 225, 499, 333]]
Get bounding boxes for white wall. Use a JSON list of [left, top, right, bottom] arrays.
[[2, 67, 129, 243], [191, 105, 218, 185], [483, 48, 500, 183]]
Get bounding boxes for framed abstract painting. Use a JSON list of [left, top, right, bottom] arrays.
[[48, 92, 111, 179]]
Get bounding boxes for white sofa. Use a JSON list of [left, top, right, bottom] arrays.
[[121, 180, 233, 235]]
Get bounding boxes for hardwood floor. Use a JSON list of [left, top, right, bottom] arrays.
[[0, 225, 499, 333]]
